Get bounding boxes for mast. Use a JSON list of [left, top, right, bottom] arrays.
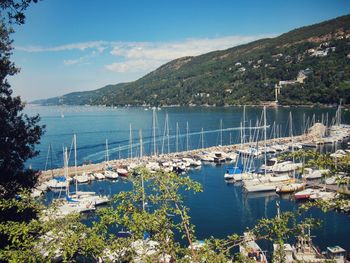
[[166, 114, 170, 154], [64, 147, 69, 197], [186, 121, 189, 151], [74, 134, 78, 194], [201, 128, 204, 149], [74, 134, 77, 177], [161, 115, 166, 155], [338, 99, 342, 126], [289, 112, 294, 151], [243, 105, 246, 144], [326, 112, 329, 136], [249, 120, 252, 144], [219, 119, 223, 146], [118, 144, 121, 159], [139, 129, 143, 159], [176, 122, 179, 152], [289, 112, 295, 178], [105, 139, 109, 163], [129, 124, 133, 159], [141, 171, 145, 211], [263, 106, 267, 176], [240, 121, 243, 148], [152, 108, 156, 156], [46, 143, 54, 177]]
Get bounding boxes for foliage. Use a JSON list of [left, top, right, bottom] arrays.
[[35, 15, 350, 107], [281, 150, 350, 215], [0, 0, 44, 253], [0, 1, 39, 25], [0, 0, 44, 199], [0, 169, 326, 262]]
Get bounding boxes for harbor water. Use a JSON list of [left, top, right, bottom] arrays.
[[27, 105, 350, 252]]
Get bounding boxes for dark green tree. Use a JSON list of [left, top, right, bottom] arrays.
[[0, 0, 43, 199], [0, 0, 43, 251]]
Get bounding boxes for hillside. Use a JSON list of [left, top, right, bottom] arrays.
[[34, 14, 350, 106]]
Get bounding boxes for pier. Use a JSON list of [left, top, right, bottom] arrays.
[[37, 122, 349, 183]]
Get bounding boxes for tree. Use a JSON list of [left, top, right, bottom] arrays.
[[0, 0, 44, 199], [0, 0, 43, 251], [0, 168, 324, 262]]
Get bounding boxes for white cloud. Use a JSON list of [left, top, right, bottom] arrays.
[[16, 41, 108, 52], [105, 35, 273, 73], [16, 34, 275, 73], [63, 57, 83, 65], [109, 35, 270, 61], [105, 59, 162, 73]]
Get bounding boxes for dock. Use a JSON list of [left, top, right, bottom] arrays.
[[37, 123, 350, 183]]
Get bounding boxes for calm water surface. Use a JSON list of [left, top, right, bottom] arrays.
[[26, 105, 350, 252]]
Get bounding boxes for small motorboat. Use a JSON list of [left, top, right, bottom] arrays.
[[117, 168, 128, 177], [276, 182, 305, 193], [294, 188, 318, 200]]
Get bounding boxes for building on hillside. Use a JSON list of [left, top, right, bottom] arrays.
[[297, 68, 313, 83], [312, 50, 328, 57], [279, 80, 296, 86]]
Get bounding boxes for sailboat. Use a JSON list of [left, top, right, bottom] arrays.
[[104, 139, 119, 179], [69, 134, 110, 206], [224, 166, 243, 180], [45, 175, 69, 190], [244, 107, 279, 192], [245, 110, 300, 193], [43, 148, 96, 220]]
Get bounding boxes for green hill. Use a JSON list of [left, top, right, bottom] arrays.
[[33, 14, 350, 106]]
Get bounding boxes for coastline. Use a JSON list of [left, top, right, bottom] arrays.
[[28, 102, 349, 109]]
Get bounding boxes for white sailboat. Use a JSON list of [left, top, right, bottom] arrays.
[[43, 148, 95, 220], [104, 138, 119, 179], [74, 172, 90, 183], [94, 172, 106, 180], [302, 168, 329, 180], [244, 107, 279, 192], [69, 134, 109, 206], [45, 176, 69, 190]]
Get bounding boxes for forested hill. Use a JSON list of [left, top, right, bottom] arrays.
[[34, 14, 350, 106]]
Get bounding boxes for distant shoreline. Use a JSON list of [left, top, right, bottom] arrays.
[[27, 102, 349, 109]]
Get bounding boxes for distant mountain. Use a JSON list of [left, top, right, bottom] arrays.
[[33, 14, 350, 106]]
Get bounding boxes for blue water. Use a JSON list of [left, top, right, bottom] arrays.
[[26, 105, 350, 252]]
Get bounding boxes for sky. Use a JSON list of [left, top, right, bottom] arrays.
[[9, 0, 350, 101]]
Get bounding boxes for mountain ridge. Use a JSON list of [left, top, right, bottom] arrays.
[[33, 14, 350, 106]]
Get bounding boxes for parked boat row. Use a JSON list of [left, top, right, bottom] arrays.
[[239, 229, 348, 263]]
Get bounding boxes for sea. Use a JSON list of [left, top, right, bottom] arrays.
[[25, 104, 350, 254]]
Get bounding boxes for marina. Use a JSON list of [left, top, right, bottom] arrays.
[[25, 105, 350, 259]]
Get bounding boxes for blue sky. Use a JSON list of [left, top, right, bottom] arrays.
[[9, 0, 350, 101]]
